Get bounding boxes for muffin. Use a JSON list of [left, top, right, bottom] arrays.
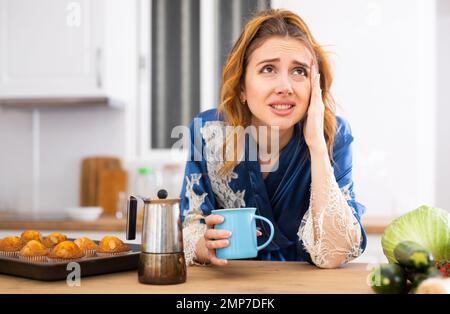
[[48, 241, 85, 262], [19, 240, 48, 262], [43, 232, 67, 249], [97, 236, 130, 256], [0, 236, 24, 257], [74, 237, 98, 257], [20, 230, 43, 244]]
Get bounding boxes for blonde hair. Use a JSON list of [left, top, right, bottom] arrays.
[[217, 9, 337, 175]]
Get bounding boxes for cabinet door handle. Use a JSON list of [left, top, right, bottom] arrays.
[[95, 48, 102, 89]]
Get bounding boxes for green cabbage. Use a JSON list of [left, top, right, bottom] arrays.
[[381, 205, 450, 263]]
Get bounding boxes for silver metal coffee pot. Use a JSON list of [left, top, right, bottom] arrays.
[[126, 189, 186, 285]]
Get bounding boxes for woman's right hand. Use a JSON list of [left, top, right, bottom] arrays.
[[195, 214, 263, 266], [195, 214, 231, 266]]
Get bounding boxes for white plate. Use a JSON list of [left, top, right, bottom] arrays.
[[65, 206, 103, 221]]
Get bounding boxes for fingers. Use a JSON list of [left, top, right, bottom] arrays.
[[310, 60, 319, 78], [205, 228, 232, 240], [210, 255, 228, 266], [311, 64, 321, 97], [310, 62, 315, 92], [205, 214, 224, 228], [203, 214, 230, 266], [205, 238, 229, 249], [308, 62, 323, 117], [201, 213, 230, 266], [309, 63, 318, 106], [208, 247, 228, 266], [310, 61, 321, 89], [315, 73, 322, 97], [206, 238, 229, 266], [204, 228, 231, 255], [256, 229, 262, 237]]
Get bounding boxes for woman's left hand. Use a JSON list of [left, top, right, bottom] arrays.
[[304, 63, 328, 155]]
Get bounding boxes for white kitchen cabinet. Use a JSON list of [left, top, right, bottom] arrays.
[[0, 0, 105, 98]]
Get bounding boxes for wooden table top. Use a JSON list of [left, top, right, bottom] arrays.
[[0, 261, 374, 294]]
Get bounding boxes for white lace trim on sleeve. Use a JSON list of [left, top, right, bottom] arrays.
[[201, 121, 246, 209], [182, 173, 208, 266], [298, 177, 363, 268], [183, 221, 207, 266]]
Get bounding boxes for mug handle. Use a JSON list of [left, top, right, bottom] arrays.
[[254, 215, 274, 251]]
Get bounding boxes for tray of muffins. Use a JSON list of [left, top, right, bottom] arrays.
[[0, 230, 140, 281]]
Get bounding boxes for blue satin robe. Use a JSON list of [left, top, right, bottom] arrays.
[[179, 109, 367, 263]]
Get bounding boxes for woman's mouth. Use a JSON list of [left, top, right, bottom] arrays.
[[269, 104, 295, 116]]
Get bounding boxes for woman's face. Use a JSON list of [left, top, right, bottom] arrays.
[[241, 36, 315, 131]]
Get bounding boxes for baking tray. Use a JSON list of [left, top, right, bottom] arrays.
[[0, 241, 140, 281]]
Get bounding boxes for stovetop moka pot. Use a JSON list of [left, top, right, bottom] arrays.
[[126, 189, 186, 285]]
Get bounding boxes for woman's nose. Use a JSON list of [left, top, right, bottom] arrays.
[[274, 76, 293, 95]]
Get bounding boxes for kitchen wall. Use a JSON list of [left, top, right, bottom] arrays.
[[0, 0, 135, 214], [436, 0, 450, 210], [273, 0, 449, 217], [0, 106, 126, 213], [1, 0, 449, 217], [0, 109, 33, 212]]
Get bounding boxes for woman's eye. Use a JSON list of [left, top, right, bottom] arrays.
[[261, 65, 274, 73], [293, 67, 307, 76]]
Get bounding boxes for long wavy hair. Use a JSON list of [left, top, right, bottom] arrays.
[[217, 9, 336, 175]]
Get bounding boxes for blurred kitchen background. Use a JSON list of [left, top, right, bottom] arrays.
[[0, 0, 449, 263]]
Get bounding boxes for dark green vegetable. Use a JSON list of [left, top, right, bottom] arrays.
[[394, 241, 433, 272], [410, 266, 443, 291], [409, 272, 428, 291], [425, 266, 443, 278], [368, 264, 407, 294]]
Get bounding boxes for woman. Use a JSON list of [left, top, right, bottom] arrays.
[[180, 9, 367, 268]]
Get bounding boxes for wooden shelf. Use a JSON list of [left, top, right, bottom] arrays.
[[0, 215, 136, 232], [0, 96, 121, 109], [0, 213, 389, 234]]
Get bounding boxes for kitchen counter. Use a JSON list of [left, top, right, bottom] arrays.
[[0, 261, 373, 294], [0, 213, 390, 234]]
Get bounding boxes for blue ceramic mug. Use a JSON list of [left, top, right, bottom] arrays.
[[211, 207, 274, 260]]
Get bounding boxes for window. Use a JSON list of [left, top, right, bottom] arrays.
[[138, 0, 270, 157]]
